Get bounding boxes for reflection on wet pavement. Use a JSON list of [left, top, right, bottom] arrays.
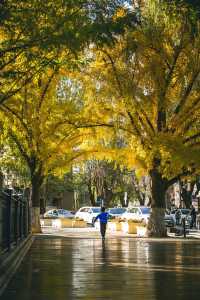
[[2, 236, 200, 300]]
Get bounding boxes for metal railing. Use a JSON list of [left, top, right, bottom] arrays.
[[0, 189, 30, 255]]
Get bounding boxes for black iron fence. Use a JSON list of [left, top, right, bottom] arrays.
[[0, 189, 30, 255]]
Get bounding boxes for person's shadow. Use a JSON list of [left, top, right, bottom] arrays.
[[101, 239, 108, 263]]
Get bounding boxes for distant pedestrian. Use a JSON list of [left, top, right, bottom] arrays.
[[196, 212, 200, 230], [93, 207, 109, 241], [175, 209, 181, 226], [190, 205, 197, 228]]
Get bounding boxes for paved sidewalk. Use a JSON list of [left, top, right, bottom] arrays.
[[41, 226, 200, 240], [2, 232, 200, 300], [186, 228, 200, 238]]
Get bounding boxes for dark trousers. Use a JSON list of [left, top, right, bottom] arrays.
[[100, 222, 107, 238], [190, 216, 196, 228]]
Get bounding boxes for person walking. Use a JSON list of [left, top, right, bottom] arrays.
[[175, 209, 181, 226], [196, 211, 200, 230], [93, 207, 109, 241], [190, 205, 197, 229]]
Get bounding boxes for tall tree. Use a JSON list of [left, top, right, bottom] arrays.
[[77, 0, 200, 236], [1, 69, 90, 232]]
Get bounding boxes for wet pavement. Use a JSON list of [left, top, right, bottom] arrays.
[[2, 235, 200, 300]]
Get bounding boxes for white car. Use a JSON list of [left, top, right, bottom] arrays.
[[121, 206, 151, 224], [75, 207, 101, 224], [107, 207, 127, 218], [44, 209, 75, 219]]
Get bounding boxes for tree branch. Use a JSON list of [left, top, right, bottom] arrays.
[[8, 130, 30, 165], [0, 103, 32, 140], [174, 70, 200, 115], [0, 60, 51, 104], [101, 49, 123, 96], [38, 65, 59, 111], [167, 169, 193, 188], [127, 111, 151, 149], [184, 132, 200, 144]]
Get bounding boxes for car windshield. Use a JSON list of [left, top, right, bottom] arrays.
[[109, 208, 126, 214], [91, 208, 101, 213], [140, 207, 150, 214], [181, 209, 190, 215]]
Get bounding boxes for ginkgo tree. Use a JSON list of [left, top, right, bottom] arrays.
[[76, 0, 200, 236], [0, 67, 95, 232]]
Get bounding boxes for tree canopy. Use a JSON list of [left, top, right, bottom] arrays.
[[79, 0, 200, 181], [0, 0, 134, 104]]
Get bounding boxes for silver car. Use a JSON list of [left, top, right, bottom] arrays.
[[121, 206, 151, 224], [44, 209, 75, 219], [170, 209, 191, 226]]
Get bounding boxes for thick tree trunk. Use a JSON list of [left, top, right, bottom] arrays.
[[31, 175, 43, 233], [147, 207, 167, 237], [31, 207, 41, 233], [147, 167, 167, 237]]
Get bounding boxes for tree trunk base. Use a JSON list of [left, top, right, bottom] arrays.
[[147, 208, 167, 237], [31, 207, 42, 233]]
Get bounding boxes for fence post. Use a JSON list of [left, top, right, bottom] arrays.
[[14, 197, 18, 245], [24, 202, 28, 237], [6, 190, 12, 251]]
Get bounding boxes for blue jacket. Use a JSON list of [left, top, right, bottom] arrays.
[[94, 212, 109, 224]]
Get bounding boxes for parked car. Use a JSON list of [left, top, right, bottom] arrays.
[[170, 209, 191, 226], [121, 206, 151, 224], [164, 213, 175, 227], [44, 209, 75, 219], [75, 207, 101, 224], [107, 207, 127, 219]]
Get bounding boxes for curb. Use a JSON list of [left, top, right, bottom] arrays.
[[0, 235, 34, 296]]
